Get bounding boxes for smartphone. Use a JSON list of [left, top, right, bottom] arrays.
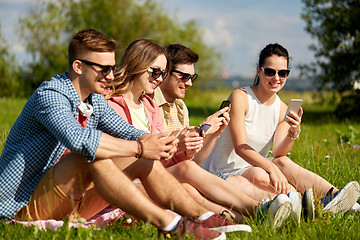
[[196, 124, 211, 137], [285, 99, 303, 120], [168, 129, 181, 137], [218, 100, 230, 118]]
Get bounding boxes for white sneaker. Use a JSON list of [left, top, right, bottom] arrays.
[[350, 202, 360, 213], [321, 181, 360, 214], [288, 192, 302, 224], [302, 188, 315, 222], [256, 194, 292, 228]]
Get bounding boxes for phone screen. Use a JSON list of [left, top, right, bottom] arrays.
[[196, 124, 211, 137], [218, 100, 230, 118]]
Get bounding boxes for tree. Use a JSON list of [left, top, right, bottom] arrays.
[[0, 25, 20, 97], [18, 0, 221, 96], [301, 0, 360, 118]]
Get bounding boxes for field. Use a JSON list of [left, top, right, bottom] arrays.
[[0, 89, 359, 239]]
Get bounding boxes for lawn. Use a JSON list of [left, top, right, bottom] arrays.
[[0, 89, 359, 239]]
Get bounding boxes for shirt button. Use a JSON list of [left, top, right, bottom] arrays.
[[77, 100, 80, 104], [74, 112, 78, 116], [57, 153, 60, 156]]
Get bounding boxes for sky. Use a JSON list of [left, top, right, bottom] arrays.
[[0, 0, 316, 78]]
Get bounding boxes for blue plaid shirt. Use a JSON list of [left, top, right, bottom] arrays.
[[0, 73, 145, 220]]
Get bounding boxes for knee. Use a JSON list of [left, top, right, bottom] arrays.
[[273, 156, 291, 169], [227, 175, 249, 188], [182, 183, 197, 194], [172, 160, 197, 176], [247, 168, 271, 188], [136, 159, 164, 177]]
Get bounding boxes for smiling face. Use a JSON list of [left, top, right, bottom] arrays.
[[159, 63, 195, 102], [257, 55, 288, 94], [73, 51, 116, 100], [134, 54, 167, 95]]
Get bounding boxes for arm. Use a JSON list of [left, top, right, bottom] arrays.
[[229, 89, 270, 168], [104, 94, 178, 161], [34, 89, 102, 159], [35, 89, 174, 162], [228, 89, 289, 193], [272, 102, 303, 157], [159, 126, 203, 168], [96, 131, 177, 161], [193, 107, 230, 165], [97, 98, 144, 141]]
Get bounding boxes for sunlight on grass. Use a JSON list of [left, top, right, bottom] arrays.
[[0, 91, 359, 239]]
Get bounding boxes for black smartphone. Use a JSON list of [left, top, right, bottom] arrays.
[[196, 124, 211, 137], [218, 100, 230, 118]]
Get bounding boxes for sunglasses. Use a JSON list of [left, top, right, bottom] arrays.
[[171, 69, 198, 83], [260, 67, 290, 79], [77, 59, 117, 77], [148, 67, 168, 80]]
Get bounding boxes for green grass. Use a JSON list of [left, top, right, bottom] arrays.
[[1, 90, 360, 239], [0, 98, 27, 151]]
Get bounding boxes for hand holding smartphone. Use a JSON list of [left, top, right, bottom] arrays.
[[196, 124, 211, 137], [285, 99, 303, 120], [218, 100, 230, 118]]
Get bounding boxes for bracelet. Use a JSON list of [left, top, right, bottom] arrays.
[[287, 128, 301, 140], [135, 140, 143, 158]]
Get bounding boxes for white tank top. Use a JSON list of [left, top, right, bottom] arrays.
[[202, 86, 280, 175]]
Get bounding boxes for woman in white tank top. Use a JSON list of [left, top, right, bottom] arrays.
[[203, 44, 359, 216]]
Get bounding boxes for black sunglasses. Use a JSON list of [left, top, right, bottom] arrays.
[[260, 67, 290, 79], [171, 69, 198, 83], [148, 67, 168, 80], [77, 59, 117, 77]]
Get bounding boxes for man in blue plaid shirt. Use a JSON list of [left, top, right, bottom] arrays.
[[0, 29, 230, 239]]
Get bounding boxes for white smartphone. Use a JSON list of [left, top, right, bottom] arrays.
[[285, 99, 303, 120]]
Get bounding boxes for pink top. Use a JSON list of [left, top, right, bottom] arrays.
[[107, 94, 191, 167]]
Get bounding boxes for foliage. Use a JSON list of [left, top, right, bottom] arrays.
[[300, 0, 360, 118], [0, 25, 20, 97], [17, 0, 221, 96], [333, 90, 360, 119], [335, 125, 359, 144], [301, 0, 360, 92]]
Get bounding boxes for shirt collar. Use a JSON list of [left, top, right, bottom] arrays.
[[153, 87, 182, 108], [61, 73, 94, 113]]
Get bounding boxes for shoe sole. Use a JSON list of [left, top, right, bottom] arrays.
[[268, 194, 292, 228], [303, 188, 315, 222], [272, 201, 292, 228], [323, 181, 360, 214], [289, 192, 302, 225], [210, 224, 252, 233]]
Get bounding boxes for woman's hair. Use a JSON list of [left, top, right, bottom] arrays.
[[106, 39, 168, 97], [68, 28, 117, 65], [253, 43, 290, 86]]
